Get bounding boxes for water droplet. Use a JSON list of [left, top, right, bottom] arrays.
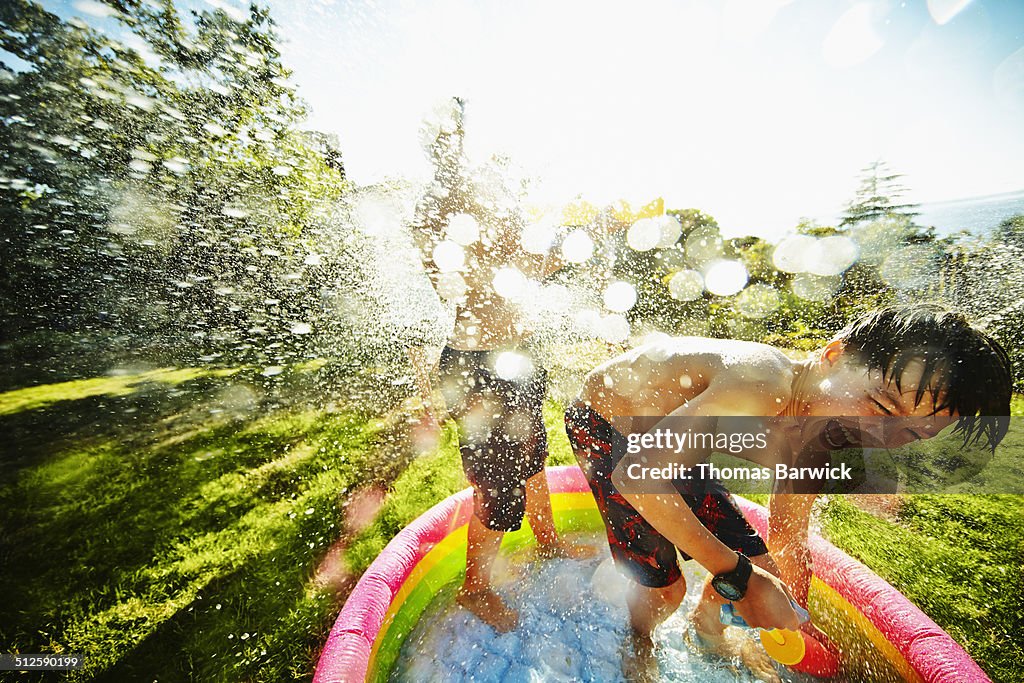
[[432, 240, 465, 272], [772, 234, 817, 273], [162, 158, 190, 174], [654, 215, 682, 248], [521, 220, 556, 254], [684, 227, 723, 265], [445, 213, 480, 246], [735, 284, 781, 318], [668, 270, 704, 301], [561, 230, 594, 263], [627, 218, 661, 252], [125, 93, 155, 111], [603, 281, 637, 312], [791, 273, 839, 301], [72, 0, 119, 17], [703, 260, 747, 296], [492, 267, 527, 299], [494, 352, 534, 380], [203, 122, 228, 137], [436, 272, 468, 300], [807, 236, 858, 276]]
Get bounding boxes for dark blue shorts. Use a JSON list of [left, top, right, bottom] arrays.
[[439, 347, 548, 532]]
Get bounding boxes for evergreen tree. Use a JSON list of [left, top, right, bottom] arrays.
[[840, 160, 920, 227]]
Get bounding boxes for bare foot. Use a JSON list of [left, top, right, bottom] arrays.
[[536, 538, 598, 560], [621, 631, 659, 683], [692, 627, 782, 683], [456, 586, 518, 632]]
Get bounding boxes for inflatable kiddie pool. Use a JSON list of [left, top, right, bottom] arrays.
[[313, 466, 990, 682]]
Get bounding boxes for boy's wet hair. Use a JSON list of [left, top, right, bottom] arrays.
[[834, 304, 1012, 450]]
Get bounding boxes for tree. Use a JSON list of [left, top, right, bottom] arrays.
[[840, 160, 920, 227], [962, 214, 1024, 391], [0, 0, 348, 372], [994, 214, 1024, 250]]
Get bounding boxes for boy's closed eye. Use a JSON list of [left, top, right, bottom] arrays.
[[869, 393, 896, 416]]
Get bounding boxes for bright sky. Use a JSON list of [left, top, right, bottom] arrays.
[[260, 0, 1024, 237], [55, 0, 1024, 238]]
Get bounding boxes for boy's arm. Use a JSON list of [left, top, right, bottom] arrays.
[[768, 428, 834, 606], [769, 486, 839, 651], [767, 491, 816, 607], [412, 102, 468, 264], [619, 485, 801, 629]]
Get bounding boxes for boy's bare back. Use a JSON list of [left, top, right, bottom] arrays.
[[581, 336, 798, 421]]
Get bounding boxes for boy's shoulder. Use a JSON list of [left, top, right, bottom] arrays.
[[634, 335, 792, 364], [633, 335, 795, 389]]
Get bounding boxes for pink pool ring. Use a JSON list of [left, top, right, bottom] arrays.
[[314, 466, 991, 683]]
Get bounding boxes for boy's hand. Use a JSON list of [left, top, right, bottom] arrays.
[[732, 566, 801, 631]]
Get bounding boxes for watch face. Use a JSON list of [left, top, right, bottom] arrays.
[[712, 576, 744, 602]]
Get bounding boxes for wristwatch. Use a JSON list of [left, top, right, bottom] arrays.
[[711, 552, 753, 601]]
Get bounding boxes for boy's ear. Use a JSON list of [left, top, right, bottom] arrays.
[[819, 340, 845, 368]]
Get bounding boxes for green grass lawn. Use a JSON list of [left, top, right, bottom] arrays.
[[1, 369, 1021, 681], [819, 495, 1023, 683], [0, 364, 411, 682]]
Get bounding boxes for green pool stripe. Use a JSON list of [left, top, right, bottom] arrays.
[[370, 545, 467, 682]]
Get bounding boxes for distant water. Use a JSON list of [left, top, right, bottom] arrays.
[[916, 190, 1024, 236]]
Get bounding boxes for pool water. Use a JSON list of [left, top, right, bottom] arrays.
[[391, 536, 826, 682]]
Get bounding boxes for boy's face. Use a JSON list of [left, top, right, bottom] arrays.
[[805, 350, 958, 450]]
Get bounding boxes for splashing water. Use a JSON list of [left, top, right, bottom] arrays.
[[392, 537, 826, 683]]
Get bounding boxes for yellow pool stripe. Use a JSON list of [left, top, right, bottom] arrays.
[[810, 576, 925, 683], [367, 524, 469, 673]]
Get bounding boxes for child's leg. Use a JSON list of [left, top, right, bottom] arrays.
[[525, 468, 596, 558], [628, 576, 688, 635], [622, 577, 687, 682], [457, 510, 518, 632], [524, 466, 558, 547]]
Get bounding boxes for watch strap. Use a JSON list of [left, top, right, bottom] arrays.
[[713, 552, 752, 600]]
